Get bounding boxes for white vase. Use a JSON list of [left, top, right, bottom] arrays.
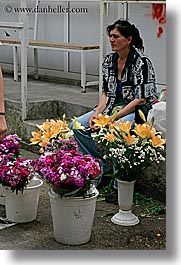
[[48, 187, 99, 245], [5, 178, 43, 223], [111, 179, 139, 226], [0, 184, 5, 206]]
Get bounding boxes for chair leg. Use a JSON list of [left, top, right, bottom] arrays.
[[13, 46, 19, 81], [81, 51, 86, 93]]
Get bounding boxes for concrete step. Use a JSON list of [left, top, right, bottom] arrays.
[[4, 75, 98, 143]]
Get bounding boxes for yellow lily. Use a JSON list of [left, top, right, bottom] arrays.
[[104, 132, 116, 142], [92, 113, 110, 127], [122, 133, 138, 145], [57, 119, 69, 129], [36, 119, 51, 131], [39, 138, 50, 147], [51, 124, 62, 136], [30, 131, 42, 145], [109, 121, 118, 130], [42, 129, 54, 142], [49, 119, 57, 126], [118, 120, 133, 134], [151, 134, 166, 148], [138, 109, 146, 123], [72, 117, 85, 130], [133, 123, 156, 139]]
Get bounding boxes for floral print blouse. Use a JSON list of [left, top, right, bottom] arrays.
[[102, 46, 158, 114]]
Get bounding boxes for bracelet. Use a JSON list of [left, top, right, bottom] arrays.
[[0, 112, 5, 115]]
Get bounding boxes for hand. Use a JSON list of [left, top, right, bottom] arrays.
[[0, 115, 7, 141], [89, 113, 100, 132]]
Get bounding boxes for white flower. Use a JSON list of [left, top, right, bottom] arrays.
[[60, 173, 68, 181]]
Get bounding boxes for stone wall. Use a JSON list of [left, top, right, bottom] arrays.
[[135, 151, 166, 202]]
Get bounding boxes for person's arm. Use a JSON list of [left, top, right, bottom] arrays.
[[115, 98, 146, 120], [0, 67, 7, 140]]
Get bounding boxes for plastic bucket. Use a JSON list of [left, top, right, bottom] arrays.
[[5, 178, 43, 223], [0, 185, 5, 206], [49, 188, 99, 245]]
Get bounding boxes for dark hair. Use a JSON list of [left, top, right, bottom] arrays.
[[106, 19, 144, 51]]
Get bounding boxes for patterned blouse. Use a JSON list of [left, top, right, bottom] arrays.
[[102, 46, 158, 115]]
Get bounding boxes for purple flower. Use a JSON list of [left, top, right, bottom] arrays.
[[0, 134, 21, 159], [35, 148, 101, 197], [0, 157, 35, 194]]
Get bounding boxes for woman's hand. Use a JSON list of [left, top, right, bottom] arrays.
[[89, 112, 99, 131], [0, 115, 7, 141]]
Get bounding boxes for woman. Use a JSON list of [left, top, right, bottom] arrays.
[[70, 20, 157, 201], [0, 66, 7, 141]]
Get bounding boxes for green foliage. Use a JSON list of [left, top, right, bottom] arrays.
[[134, 193, 166, 216]]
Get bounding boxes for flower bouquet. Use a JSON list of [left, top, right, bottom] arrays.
[[30, 115, 84, 153], [35, 142, 101, 197], [92, 111, 166, 226], [93, 111, 166, 182], [30, 116, 101, 197], [0, 157, 35, 194], [0, 134, 43, 223], [0, 134, 21, 160], [0, 134, 35, 194]]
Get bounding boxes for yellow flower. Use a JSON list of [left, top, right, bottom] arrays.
[[133, 123, 156, 139], [30, 131, 42, 145], [109, 121, 118, 130], [57, 119, 69, 130], [118, 120, 133, 134], [104, 132, 116, 142], [151, 134, 166, 148], [92, 113, 110, 127], [51, 123, 62, 136], [29, 115, 82, 152], [39, 138, 50, 147], [39, 147, 45, 154], [111, 111, 118, 122], [42, 129, 54, 141], [138, 109, 146, 123], [72, 117, 85, 130], [122, 133, 138, 145], [36, 119, 51, 131]]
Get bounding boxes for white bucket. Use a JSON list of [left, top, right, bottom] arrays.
[[0, 185, 5, 206], [49, 188, 99, 245], [5, 178, 43, 223]]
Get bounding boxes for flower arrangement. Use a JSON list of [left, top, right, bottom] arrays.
[[0, 134, 21, 160], [44, 137, 79, 154], [0, 157, 35, 194], [35, 142, 101, 197], [30, 115, 84, 153], [92, 111, 166, 182], [30, 116, 101, 197], [0, 134, 35, 194]]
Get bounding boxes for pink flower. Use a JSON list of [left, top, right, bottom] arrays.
[[35, 143, 101, 197]]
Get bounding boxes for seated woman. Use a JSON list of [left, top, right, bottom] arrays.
[[70, 19, 157, 202]]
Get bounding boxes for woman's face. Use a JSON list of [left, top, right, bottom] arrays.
[[109, 28, 132, 53]]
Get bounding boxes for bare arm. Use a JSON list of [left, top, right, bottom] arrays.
[[115, 98, 146, 120], [0, 67, 7, 140]]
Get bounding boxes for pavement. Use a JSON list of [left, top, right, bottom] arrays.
[[3, 74, 99, 110]]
